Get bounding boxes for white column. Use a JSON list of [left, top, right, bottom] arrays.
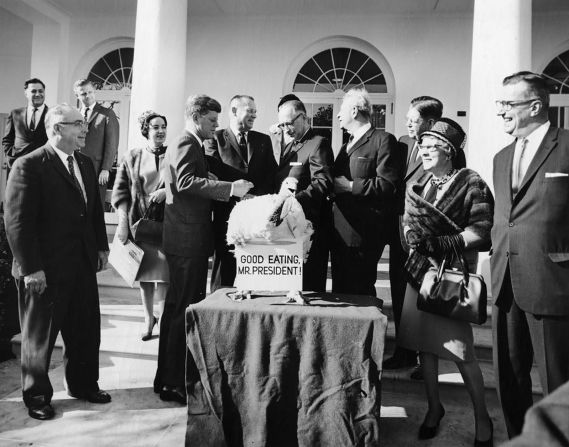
[[129, 0, 188, 150], [468, 0, 532, 190]]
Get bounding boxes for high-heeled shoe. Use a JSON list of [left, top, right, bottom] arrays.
[[418, 404, 445, 440], [474, 420, 493, 447], [141, 316, 158, 341]]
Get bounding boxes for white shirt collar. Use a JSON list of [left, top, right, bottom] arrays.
[[521, 120, 550, 146], [52, 145, 75, 166], [188, 130, 204, 147], [27, 104, 45, 114], [349, 122, 372, 148], [230, 126, 248, 140]]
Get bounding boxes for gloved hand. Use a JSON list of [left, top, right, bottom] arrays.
[[415, 234, 465, 257], [405, 230, 423, 249]]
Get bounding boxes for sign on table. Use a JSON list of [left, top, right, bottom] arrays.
[[234, 239, 303, 291]]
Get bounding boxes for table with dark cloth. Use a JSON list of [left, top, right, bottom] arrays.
[[185, 289, 387, 447]]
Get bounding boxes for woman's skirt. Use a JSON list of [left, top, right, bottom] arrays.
[[136, 241, 169, 283]]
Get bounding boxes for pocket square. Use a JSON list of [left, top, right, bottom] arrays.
[[545, 172, 569, 178], [289, 162, 302, 166]]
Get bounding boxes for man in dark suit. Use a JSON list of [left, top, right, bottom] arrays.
[[205, 95, 277, 292], [2, 78, 49, 170], [74, 79, 119, 206], [491, 71, 569, 438], [275, 99, 333, 292], [332, 88, 403, 297], [155, 95, 253, 403], [4, 104, 111, 421], [383, 96, 442, 372]]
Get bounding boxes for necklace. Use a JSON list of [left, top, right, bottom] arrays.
[[430, 168, 458, 189]]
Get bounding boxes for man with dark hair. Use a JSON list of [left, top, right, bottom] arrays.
[[332, 88, 403, 297], [383, 96, 443, 373], [491, 71, 569, 438], [5, 104, 110, 420], [206, 95, 277, 291], [275, 99, 334, 292], [155, 94, 253, 403], [2, 78, 49, 169], [73, 79, 119, 206]]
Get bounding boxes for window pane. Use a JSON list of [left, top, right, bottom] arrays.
[[312, 104, 333, 127], [371, 105, 386, 130]]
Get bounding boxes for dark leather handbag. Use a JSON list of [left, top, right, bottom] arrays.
[[132, 200, 165, 246], [417, 240, 487, 325]]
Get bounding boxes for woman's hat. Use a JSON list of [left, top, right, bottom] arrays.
[[420, 117, 466, 154]]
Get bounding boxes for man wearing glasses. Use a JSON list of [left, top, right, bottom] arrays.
[[275, 99, 333, 292], [5, 104, 110, 420], [491, 71, 569, 438]]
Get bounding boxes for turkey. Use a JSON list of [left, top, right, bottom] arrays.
[[226, 177, 313, 304]]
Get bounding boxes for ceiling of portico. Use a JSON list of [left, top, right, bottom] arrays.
[[30, 0, 569, 19]]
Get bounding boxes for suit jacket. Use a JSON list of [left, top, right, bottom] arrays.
[[491, 125, 569, 316], [4, 144, 108, 282], [162, 130, 232, 257], [275, 128, 333, 229], [205, 128, 277, 196], [334, 127, 402, 248], [2, 106, 48, 167], [80, 102, 119, 173]]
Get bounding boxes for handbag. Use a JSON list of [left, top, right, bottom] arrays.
[[131, 199, 165, 246], [417, 237, 487, 325]]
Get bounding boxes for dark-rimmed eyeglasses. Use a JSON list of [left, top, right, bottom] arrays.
[[57, 120, 87, 128], [278, 113, 303, 129], [495, 98, 540, 112], [419, 144, 448, 153]]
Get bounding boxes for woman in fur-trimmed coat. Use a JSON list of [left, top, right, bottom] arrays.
[[397, 119, 495, 444], [111, 111, 169, 341]]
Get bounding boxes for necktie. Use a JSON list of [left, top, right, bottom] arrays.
[[512, 138, 528, 195], [347, 134, 355, 149], [408, 142, 419, 167], [67, 155, 86, 204], [84, 107, 90, 123], [238, 133, 248, 161], [29, 108, 37, 131]]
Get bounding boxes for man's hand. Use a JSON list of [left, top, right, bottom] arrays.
[[334, 176, 352, 193], [97, 251, 109, 271], [231, 179, 254, 198], [99, 170, 110, 186], [24, 270, 47, 295], [149, 188, 166, 203], [116, 223, 129, 244]]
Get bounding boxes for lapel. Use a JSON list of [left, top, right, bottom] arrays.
[[87, 102, 100, 126], [347, 127, 374, 156], [280, 128, 313, 166], [76, 151, 93, 205], [37, 106, 48, 129], [514, 126, 558, 203], [45, 144, 83, 194], [224, 128, 246, 163]]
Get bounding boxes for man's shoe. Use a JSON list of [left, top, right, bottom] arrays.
[[383, 353, 417, 370], [159, 386, 186, 405], [410, 364, 424, 380], [28, 403, 55, 420], [68, 389, 111, 404]]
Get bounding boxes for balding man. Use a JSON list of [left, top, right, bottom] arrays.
[[205, 95, 276, 291], [5, 104, 110, 420]]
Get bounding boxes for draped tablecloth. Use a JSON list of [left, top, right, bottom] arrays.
[[185, 289, 387, 447]]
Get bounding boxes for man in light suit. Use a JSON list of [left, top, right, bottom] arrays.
[[2, 78, 49, 170], [491, 71, 569, 438], [332, 88, 403, 297], [155, 95, 253, 403], [73, 79, 119, 206], [383, 96, 442, 372], [4, 104, 110, 420], [275, 99, 334, 292], [205, 95, 277, 292]]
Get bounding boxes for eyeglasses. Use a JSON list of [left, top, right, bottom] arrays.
[[278, 113, 303, 129], [495, 98, 540, 111], [406, 117, 423, 125], [419, 144, 448, 153], [58, 120, 87, 128]]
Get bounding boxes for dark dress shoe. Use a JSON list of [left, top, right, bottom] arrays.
[[141, 316, 158, 342], [418, 405, 445, 440], [410, 364, 424, 380], [68, 389, 111, 404], [28, 403, 55, 420], [383, 353, 417, 370], [159, 386, 186, 405]]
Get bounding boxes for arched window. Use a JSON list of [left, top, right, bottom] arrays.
[[542, 49, 569, 128], [87, 48, 133, 90], [288, 43, 393, 153]]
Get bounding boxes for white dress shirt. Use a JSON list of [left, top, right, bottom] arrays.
[[347, 122, 372, 151], [27, 104, 46, 128], [52, 146, 87, 202], [513, 121, 550, 185], [81, 105, 94, 123]]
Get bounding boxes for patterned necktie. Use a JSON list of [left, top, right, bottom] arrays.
[[29, 108, 38, 131], [512, 138, 528, 195], [238, 132, 248, 161], [67, 155, 86, 204]]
